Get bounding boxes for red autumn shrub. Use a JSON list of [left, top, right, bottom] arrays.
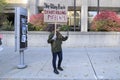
[[29, 13, 47, 31], [90, 10, 120, 31]]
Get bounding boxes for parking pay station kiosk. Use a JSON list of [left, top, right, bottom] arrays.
[[15, 7, 28, 69]]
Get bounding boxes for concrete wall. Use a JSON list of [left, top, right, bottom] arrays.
[[88, 0, 120, 7], [38, 0, 120, 7], [38, 0, 82, 6], [6, 0, 120, 7], [6, 0, 28, 4], [0, 31, 120, 47]]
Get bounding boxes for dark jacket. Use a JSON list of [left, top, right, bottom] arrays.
[[48, 31, 68, 53]]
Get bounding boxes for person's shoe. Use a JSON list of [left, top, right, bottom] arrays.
[[54, 69, 59, 74], [58, 67, 63, 71]]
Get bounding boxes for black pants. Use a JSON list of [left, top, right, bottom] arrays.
[[52, 51, 63, 70]]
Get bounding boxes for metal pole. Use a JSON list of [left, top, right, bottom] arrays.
[[55, 22, 57, 39], [67, 26, 69, 36], [66, 18, 69, 36], [17, 50, 27, 69], [97, 0, 100, 14], [74, 0, 76, 31]]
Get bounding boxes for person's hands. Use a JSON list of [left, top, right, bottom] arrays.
[[65, 36, 68, 38], [64, 35, 68, 39]]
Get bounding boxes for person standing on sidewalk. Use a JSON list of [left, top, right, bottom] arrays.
[[47, 24, 68, 74]]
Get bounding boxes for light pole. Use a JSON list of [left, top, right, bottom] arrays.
[[97, 0, 100, 14], [74, 0, 76, 31]]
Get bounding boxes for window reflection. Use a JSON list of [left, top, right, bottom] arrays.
[[88, 11, 97, 31], [67, 11, 80, 31]]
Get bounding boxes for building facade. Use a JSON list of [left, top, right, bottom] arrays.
[[5, 0, 120, 32]]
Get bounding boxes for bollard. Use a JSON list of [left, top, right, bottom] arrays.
[[17, 50, 27, 69]]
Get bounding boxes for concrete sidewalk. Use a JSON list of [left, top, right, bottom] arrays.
[[0, 47, 120, 80]]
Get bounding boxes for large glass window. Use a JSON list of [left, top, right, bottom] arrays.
[[67, 11, 80, 31]]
